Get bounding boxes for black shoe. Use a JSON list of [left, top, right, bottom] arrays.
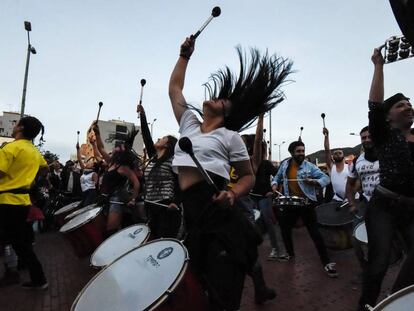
[[21, 281, 48, 290], [255, 287, 277, 304]]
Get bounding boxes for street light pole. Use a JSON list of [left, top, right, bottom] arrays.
[[274, 141, 286, 162], [21, 21, 36, 118], [269, 111, 272, 161], [150, 118, 157, 138]]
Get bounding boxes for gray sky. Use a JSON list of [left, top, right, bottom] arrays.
[[1, 0, 413, 161]]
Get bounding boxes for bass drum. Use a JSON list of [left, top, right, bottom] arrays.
[[72, 239, 208, 311], [316, 201, 353, 250], [353, 221, 404, 266], [369, 284, 414, 310]]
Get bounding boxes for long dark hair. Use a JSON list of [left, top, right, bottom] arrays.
[[154, 135, 177, 166], [203, 46, 293, 132]]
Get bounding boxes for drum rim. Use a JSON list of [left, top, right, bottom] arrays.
[[64, 203, 99, 220], [89, 223, 151, 269], [71, 238, 189, 311], [59, 207, 102, 233], [54, 201, 82, 215], [316, 203, 354, 226], [371, 284, 414, 310], [352, 221, 368, 244]]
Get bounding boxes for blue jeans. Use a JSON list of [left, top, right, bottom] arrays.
[[257, 197, 280, 252]]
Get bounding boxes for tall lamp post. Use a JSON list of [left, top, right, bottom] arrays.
[[149, 118, 157, 138], [20, 21, 37, 118], [274, 141, 286, 162]]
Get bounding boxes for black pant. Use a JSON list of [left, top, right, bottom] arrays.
[[359, 191, 414, 309], [147, 200, 181, 239], [277, 203, 330, 265], [182, 181, 260, 311], [0, 204, 46, 284]]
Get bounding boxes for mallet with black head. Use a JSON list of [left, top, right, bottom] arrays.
[[178, 137, 220, 194], [192, 6, 221, 39]]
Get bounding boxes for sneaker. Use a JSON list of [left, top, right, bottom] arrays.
[[324, 263, 338, 278], [21, 281, 48, 290], [255, 287, 277, 304], [267, 249, 279, 261], [277, 254, 291, 262]]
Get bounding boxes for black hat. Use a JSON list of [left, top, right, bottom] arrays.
[[383, 93, 410, 113]]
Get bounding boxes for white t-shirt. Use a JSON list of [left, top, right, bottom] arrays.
[[348, 153, 380, 201], [172, 110, 249, 180], [80, 171, 96, 192], [330, 163, 349, 201]]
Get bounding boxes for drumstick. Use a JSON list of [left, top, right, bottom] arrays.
[[77, 131, 80, 144], [284, 178, 316, 182], [96, 101, 103, 123], [321, 113, 326, 128], [139, 79, 146, 105], [144, 199, 179, 210], [192, 6, 221, 39], [299, 126, 303, 141], [178, 137, 220, 194]]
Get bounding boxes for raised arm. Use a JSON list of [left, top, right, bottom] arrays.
[[323, 127, 332, 171], [137, 104, 156, 158], [92, 122, 111, 163], [168, 37, 195, 124], [251, 114, 264, 174], [369, 48, 385, 103], [76, 143, 86, 170]]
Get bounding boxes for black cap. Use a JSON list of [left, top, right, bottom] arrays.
[[383, 93, 410, 113]]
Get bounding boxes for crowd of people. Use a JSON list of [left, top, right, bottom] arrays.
[[0, 34, 413, 311]]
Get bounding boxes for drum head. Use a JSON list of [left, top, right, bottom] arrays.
[[90, 224, 150, 268], [54, 201, 82, 215], [72, 239, 188, 311], [373, 284, 414, 310], [316, 202, 354, 226], [354, 222, 368, 244], [60, 207, 102, 233], [65, 204, 98, 220]]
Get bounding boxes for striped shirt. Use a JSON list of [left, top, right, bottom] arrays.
[[144, 158, 177, 202]]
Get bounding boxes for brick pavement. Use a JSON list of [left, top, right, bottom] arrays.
[[0, 227, 400, 311]]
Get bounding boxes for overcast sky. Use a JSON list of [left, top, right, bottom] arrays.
[[1, 0, 413, 161]]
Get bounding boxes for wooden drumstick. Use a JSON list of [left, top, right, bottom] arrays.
[[299, 126, 303, 141], [139, 79, 146, 105], [321, 113, 326, 128], [77, 131, 80, 144], [96, 101, 103, 123]]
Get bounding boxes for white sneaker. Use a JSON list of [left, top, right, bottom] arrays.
[[324, 262, 338, 278], [267, 249, 278, 261]]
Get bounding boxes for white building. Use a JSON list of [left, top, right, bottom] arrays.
[[0, 111, 21, 137]]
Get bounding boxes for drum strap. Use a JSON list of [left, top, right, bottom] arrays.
[[376, 185, 414, 205]]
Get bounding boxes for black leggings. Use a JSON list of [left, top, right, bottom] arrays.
[[359, 191, 414, 309], [0, 205, 46, 284], [182, 181, 259, 311]]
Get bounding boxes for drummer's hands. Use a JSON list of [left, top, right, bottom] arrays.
[[92, 121, 100, 135], [137, 104, 145, 115], [180, 36, 195, 60], [348, 203, 357, 214], [127, 198, 136, 206], [76, 142, 80, 150], [322, 127, 329, 137], [371, 48, 384, 67], [265, 191, 273, 198], [168, 203, 179, 211], [271, 185, 280, 196], [213, 190, 235, 208], [304, 178, 319, 186]]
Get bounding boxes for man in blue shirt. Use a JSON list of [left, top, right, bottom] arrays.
[[271, 141, 337, 277]]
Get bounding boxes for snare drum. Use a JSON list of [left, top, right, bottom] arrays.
[[72, 239, 208, 311], [65, 203, 98, 221], [367, 284, 414, 310], [316, 201, 353, 250], [54, 201, 82, 227], [90, 224, 150, 268], [273, 196, 307, 207], [353, 221, 403, 266], [60, 207, 106, 258]]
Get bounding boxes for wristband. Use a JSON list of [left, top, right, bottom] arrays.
[[179, 54, 190, 60]]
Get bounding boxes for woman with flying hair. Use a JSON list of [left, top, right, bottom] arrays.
[[169, 36, 293, 311]]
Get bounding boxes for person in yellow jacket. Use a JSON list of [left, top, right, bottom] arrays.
[[0, 116, 48, 290]]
